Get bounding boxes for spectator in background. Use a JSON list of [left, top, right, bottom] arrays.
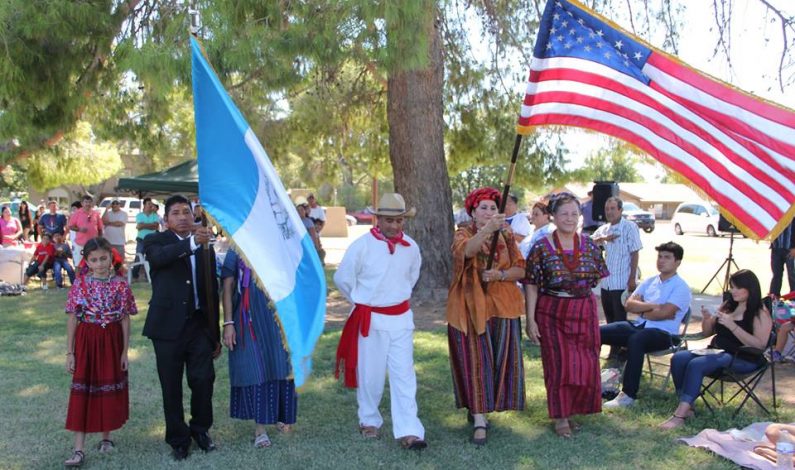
[[102, 200, 128, 257], [307, 194, 326, 233], [294, 197, 322, 259], [23, 233, 55, 286], [31, 204, 46, 242], [18, 201, 32, 241], [520, 201, 554, 258], [39, 200, 68, 237], [1, 205, 23, 246], [592, 197, 642, 365], [68, 201, 82, 253], [69, 195, 103, 267], [504, 193, 532, 244], [769, 217, 795, 298], [153, 204, 165, 229], [133, 198, 160, 281], [52, 232, 76, 289]]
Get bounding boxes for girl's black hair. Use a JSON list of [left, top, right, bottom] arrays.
[[81, 237, 113, 258], [721, 269, 764, 329]]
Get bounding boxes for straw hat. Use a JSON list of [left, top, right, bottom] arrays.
[[367, 193, 416, 218]]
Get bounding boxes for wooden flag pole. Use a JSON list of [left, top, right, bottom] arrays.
[[200, 210, 221, 354], [485, 134, 524, 276]]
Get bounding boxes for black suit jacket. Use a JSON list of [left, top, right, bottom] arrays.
[[142, 230, 220, 342]]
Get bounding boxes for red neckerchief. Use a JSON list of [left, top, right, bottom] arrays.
[[370, 227, 410, 254]]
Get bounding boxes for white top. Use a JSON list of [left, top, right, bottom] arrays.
[[631, 273, 691, 335], [102, 210, 127, 246], [308, 205, 326, 221], [333, 232, 421, 331], [592, 218, 642, 290], [506, 212, 532, 239], [519, 223, 554, 259]]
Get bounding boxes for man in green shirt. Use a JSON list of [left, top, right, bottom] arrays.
[[133, 198, 160, 280]]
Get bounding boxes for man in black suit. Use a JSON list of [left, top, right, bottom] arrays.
[[143, 195, 220, 460]]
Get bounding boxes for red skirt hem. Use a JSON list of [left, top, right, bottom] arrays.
[[65, 322, 129, 433]]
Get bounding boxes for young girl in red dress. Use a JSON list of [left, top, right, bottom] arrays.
[[64, 237, 137, 467]]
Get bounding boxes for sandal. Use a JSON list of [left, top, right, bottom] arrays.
[[254, 432, 272, 448], [359, 425, 380, 439], [569, 420, 582, 432], [554, 420, 572, 439], [97, 439, 114, 453], [471, 426, 488, 446], [659, 414, 688, 430], [275, 422, 292, 433], [64, 450, 84, 467], [399, 435, 428, 451]]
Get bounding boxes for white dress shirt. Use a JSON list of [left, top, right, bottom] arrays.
[[334, 232, 421, 331]]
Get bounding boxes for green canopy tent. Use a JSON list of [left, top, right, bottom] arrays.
[[116, 159, 198, 196]]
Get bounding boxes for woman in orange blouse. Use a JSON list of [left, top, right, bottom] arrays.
[[447, 187, 526, 446]]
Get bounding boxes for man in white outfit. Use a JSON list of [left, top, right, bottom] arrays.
[[333, 193, 427, 450]]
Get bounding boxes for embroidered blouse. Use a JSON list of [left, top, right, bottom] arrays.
[[65, 275, 137, 325], [447, 223, 526, 335], [525, 232, 609, 297]]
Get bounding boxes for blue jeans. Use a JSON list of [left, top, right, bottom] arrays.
[[670, 350, 760, 405], [600, 321, 674, 398], [53, 259, 75, 287]]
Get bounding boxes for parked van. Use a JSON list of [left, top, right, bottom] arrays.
[[671, 201, 720, 237], [99, 197, 161, 223]]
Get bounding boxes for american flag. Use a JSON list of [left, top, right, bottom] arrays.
[[518, 0, 795, 240]]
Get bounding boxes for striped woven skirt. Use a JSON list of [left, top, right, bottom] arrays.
[[230, 380, 297, 425], [448, 317, 525, 413], [536, 293, 601, 419], [65, 321, 129, 433]]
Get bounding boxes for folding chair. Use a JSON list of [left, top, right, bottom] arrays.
[[645, 307, 692, 389], [698, 330, 777, 419], [127, 252, 151, 284]]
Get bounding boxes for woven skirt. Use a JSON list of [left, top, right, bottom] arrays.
[[448, 317, 525, 413], [536, 294, 601, 419], [65, 321, 129, 433]]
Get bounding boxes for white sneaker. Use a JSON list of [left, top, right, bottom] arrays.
[[603, 391, 635, 409]]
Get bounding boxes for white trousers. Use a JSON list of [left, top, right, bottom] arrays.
[[356, 328, 425, 439]]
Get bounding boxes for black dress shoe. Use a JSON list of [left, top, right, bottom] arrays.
[[192, 432, 216, 452], [171, 445, 190, 461]]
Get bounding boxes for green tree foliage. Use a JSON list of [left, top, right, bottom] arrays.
[[574, 142, 641, 183], [24, 121, 123, 191]]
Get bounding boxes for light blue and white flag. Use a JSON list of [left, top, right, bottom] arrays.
[[190, 37, 326, 387]]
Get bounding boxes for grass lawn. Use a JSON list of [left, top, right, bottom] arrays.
[[0, 284, 788, 469]]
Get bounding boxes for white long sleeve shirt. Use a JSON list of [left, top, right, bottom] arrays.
[[333, 232, 421, 331]]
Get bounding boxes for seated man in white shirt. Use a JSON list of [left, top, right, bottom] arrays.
[[601, 241, 691, 408], [333, 193, 427, 451]]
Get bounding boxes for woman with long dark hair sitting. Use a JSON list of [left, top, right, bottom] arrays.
[[659, 269, 772, 429]]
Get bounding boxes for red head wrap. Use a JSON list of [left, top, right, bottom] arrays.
[[465, 187, 501, 216]]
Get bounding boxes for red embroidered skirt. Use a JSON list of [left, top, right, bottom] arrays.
[[536, 293, 601, 419], [65, 321, 129, 433]]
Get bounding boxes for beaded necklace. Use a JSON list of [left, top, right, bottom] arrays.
[[553, 230, 580, 272]]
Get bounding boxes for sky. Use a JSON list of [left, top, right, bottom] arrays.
[[511, 0, 795, 181]]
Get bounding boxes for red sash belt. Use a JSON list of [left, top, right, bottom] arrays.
[[334, 300, 410, 388]]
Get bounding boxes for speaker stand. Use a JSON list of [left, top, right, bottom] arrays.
[[701, 231, 740, 294]]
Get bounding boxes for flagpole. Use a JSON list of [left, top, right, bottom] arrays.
[[200, 210, 221, 355], [485, 134, 523, 276]]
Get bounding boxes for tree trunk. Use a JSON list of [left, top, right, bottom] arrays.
[[387, 8, 453, 302]]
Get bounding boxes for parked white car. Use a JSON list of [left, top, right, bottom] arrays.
[[99, 197, 161, 223], [671, 201, 721, 237]]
